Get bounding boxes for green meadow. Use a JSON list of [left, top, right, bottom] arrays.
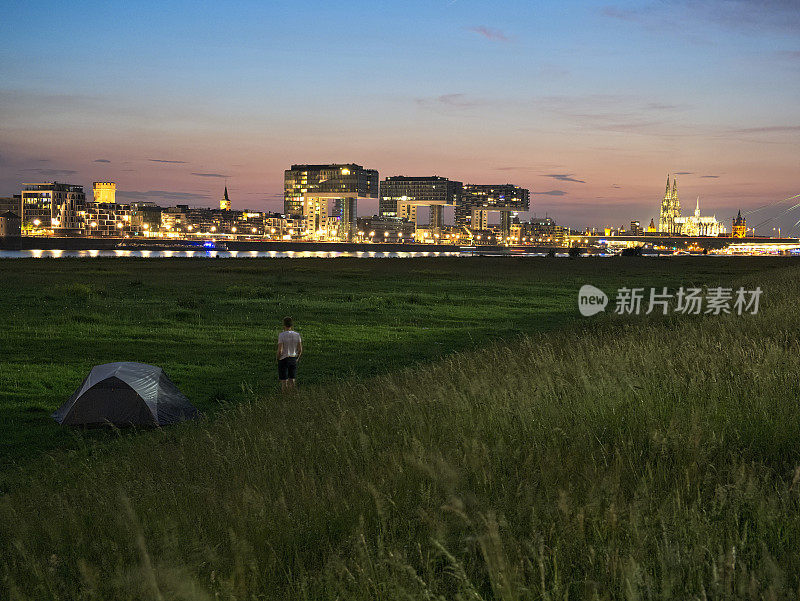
[[1, 256, 799, 599], [1, 255, 770, 463]]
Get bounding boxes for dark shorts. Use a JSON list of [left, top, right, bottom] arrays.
[[278, 357, 297, 381]]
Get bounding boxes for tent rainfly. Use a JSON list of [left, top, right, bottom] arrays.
[[52, 362, 199, 427]]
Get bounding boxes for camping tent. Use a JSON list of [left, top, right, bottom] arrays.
[[52, 362, 199, 426]]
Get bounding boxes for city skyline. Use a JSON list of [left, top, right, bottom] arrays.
[[1, 1, 798, 229]]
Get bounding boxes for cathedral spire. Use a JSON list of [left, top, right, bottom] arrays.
[[666, 174, 671, 195], [695, 196, 700, 217]]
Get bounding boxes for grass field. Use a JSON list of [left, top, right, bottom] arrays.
[[2, 256, 783, 463], [2, 256, 800, 599]]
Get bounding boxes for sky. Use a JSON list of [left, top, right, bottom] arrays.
[[1, 0, 798, 231]]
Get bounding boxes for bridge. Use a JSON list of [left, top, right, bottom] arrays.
[[571, 234, 800, 251]]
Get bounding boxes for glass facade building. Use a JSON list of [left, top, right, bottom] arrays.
[[379, 176, 462, 232], [284, 164, 378, 240], [21, 182, 86, 233], [457, 184, 530, 234]]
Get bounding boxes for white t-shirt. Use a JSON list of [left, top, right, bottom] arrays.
[[278, 330, 301, 359]]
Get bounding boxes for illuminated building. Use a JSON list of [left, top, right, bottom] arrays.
[[647, 218, 657, 233], [356, 216, 416, 241], [130, 202, 163, 234], [732, 210, 747, 238], [263, 213, 304, 239], [220, 186, 231, 211], [457, 184, 529, 236], [379, 176, 461, 234], [657, 177, 725, 236], [518, 217, 568, 245], [630, 220, 643, 235], [93, 182, 116, 204], [21, 182, 85, 234], [161, 205, 218, 235], [674, 197, 726, 236], [284, 164, 379, 241], [158, 203, 301, 238], [84, 201, 138, 237], [658, 175, 681, 234]]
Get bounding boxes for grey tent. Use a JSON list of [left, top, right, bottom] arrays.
[[53, 362, 199, 426]]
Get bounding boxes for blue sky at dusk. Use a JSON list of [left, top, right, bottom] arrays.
[[1, 0, 798, 229]]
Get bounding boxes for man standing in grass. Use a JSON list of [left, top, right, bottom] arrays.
[[277, 316, 302, 392]]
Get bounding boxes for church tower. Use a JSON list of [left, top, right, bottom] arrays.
[[732, 210, 746, 238], [658, 175, 681, 234], [220, 186, 231, 211]]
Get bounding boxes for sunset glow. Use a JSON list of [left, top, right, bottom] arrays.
[[1, 0, 798, 228]]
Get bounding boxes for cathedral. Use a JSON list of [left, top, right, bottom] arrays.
[[674, 197, 727, 236], [658, 176, 681, 234], [658, 175, 726, 236]]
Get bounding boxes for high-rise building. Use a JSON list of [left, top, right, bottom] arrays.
[[379, 176, 462, 233], [21, 182, 85, 233], [630, 220, 643, 235], [284, 164, 378, 240], [93, 182, 116, 204], [658, 175, 681, 234], [457, 184, 529, 235], [220, 186, 231, 211]]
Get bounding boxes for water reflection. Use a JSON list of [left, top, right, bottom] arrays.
[[0, 249, 471, 259]]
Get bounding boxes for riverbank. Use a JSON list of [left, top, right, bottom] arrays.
[[0, 236, 555, 254]]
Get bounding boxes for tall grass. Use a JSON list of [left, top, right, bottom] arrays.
[[3, 265, 800, 599]]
